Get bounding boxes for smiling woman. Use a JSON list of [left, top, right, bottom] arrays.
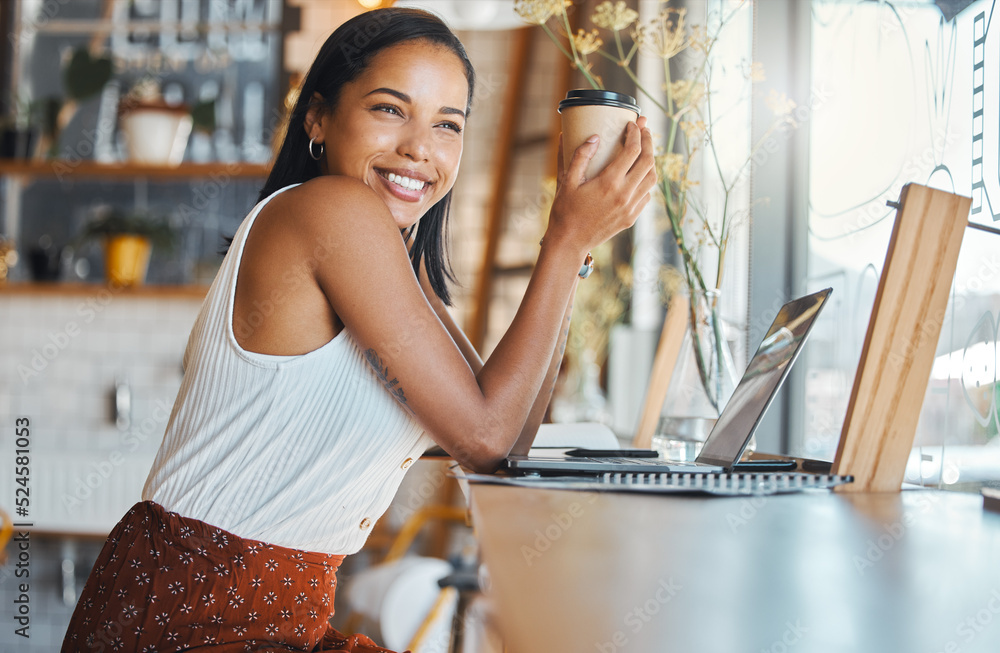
[[61, 7, 656, 652]]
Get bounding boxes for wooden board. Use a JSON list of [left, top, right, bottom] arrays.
[[632, 292, 689, 448], [832, 183, 971, 492]]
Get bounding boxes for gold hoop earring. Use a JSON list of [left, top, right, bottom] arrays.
[[308, 137, 324, 161]]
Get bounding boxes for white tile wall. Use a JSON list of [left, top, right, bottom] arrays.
[[0, 291, 202, 534]]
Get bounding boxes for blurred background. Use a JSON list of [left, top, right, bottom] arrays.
[[0, 0, 998, 649]]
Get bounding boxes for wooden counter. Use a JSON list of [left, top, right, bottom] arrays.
[[469, 485, 1000, 652]]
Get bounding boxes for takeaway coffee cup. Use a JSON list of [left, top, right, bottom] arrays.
[[558, 89, 641, 180]]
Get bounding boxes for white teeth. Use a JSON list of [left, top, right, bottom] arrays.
[[386, 172, 426, 191]]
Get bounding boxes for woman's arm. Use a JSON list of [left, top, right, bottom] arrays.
[[423, 259, 575, 456], [289, 121, 654, 473], [419, 260, 573, 451], [508, 279, 576, 456]]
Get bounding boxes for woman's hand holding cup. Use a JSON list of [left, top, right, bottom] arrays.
[[546, 107, 657, 262]]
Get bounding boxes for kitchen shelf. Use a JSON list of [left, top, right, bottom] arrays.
[[0, 281, 209, 298], [0, 160, 271, 180]]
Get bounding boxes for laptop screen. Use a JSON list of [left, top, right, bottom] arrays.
[[695, 288, 832, 467]]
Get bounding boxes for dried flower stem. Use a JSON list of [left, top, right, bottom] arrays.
[[559, 9, 603, 89]]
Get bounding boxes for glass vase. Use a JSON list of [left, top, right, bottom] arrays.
[[653, 289, 741, 461]]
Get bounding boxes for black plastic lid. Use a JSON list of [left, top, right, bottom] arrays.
[[558, 89, 641, 114]]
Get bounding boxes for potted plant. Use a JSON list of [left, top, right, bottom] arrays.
[[78, 208, 175, 287], [118, 78, 193, 166]]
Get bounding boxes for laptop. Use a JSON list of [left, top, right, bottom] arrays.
[[506, 288, 834, 476]]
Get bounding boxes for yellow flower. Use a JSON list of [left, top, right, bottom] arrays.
[[514, 0, 571, 25], [592, 1, 639, 32], [634, 8, 689, 59], [748, 61, 766, 82], [680, 120, 706, 141], [656, 152, 686, 183], [573, 28, 603, 56], [765, 89, 797, 125], [689, 24, 713, 54], [668, 79, 705, 108]]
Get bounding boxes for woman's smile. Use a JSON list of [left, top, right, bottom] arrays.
[[374, 167, 433, 201]]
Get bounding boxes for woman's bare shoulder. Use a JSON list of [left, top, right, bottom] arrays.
[[254, 176, 407, 277], [281, 176, 388, 225], [294, 174, 378, 199], [253, 175, 390, 243]]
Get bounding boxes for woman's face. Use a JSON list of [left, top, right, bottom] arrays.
[[307, 40, 469, 230]]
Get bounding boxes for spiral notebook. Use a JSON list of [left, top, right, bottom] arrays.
[[459, 470, 854, 496]]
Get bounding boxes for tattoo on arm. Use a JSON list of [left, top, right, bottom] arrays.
[[364, 348, 415, 415]]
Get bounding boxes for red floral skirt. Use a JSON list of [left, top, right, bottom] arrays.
[[61, 501, 399, 653]]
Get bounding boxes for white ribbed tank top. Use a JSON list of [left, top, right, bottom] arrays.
[[142, 183, 432, 554]]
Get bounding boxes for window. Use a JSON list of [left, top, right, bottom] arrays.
[[754, 0, 999, 488]]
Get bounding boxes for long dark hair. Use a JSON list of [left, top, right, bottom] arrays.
[[249, 8, 475, 305]]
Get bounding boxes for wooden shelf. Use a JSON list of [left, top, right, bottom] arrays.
[[0, 160, 270, 180], [0, 281, 209, 299]]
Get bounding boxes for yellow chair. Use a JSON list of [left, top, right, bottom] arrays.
[[382, 505, 467, 564], [341, 504, 471, 652]]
